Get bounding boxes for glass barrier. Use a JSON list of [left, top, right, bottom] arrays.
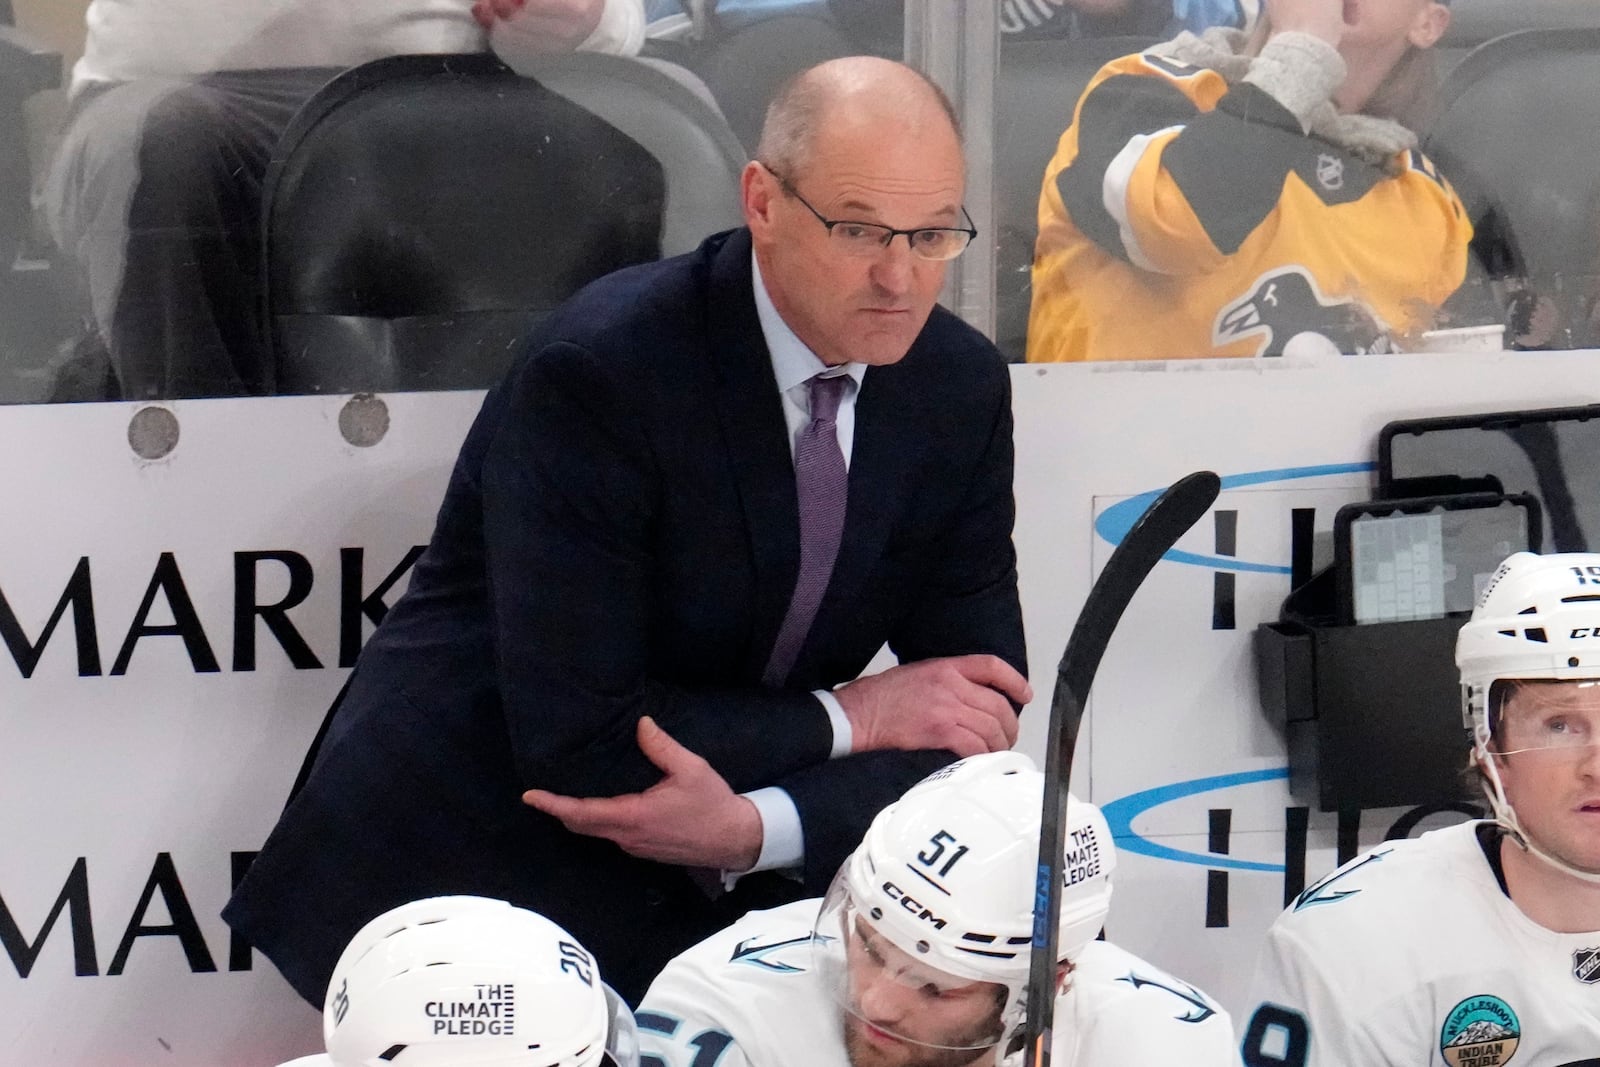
[[0, 0, 902, 403], [1001, 0, 1600, 363], [2, 0, 1599, 402], [6, 7, 1600, 1065]]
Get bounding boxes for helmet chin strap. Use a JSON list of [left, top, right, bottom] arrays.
[[1473, 740, 1600, 888]]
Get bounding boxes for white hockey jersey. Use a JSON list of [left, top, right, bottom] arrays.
[[636, 898, 1239, 1067], [1243, 821, 1600, 1067]]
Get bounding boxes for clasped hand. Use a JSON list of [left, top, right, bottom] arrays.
[[524, 655, 1032, 870], [523, 716, 763, 871], [834, 654, 1032, 758]]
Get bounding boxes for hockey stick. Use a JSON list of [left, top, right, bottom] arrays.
[[1023, 470, 1221, 1067]]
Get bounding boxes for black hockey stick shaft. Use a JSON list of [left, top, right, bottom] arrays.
[[1023, 471, 1221, 1067]]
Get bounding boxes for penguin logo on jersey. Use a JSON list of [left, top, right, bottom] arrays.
[[1439, 995, 1521, 1067], [1213, 267, 1391, 358], [1574, 948, 1600, 984]]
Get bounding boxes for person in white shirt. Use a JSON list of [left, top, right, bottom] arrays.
[[1242, 551, 1600, 1067], [276, 894, 641, 1067], [636, 750, 1240, 1067], [42, 0, 645, 401]]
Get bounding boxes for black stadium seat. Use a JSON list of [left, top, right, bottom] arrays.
[[1441, 0, 1600, 44], [263, 52, 742, 396], [1422, 28, 1600, 340], [993, 36, 1158, 360], [1434, 0, 1600, 77], [679, 15, 860, 155], [495, 51, 747, 259]]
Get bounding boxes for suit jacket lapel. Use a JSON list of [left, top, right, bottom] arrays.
[[826, 354, 918, 628], [704, 229, 800, 674]]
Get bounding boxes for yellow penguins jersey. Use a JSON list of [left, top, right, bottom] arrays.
[[636, 898, 1240, 1067], [1026, 49, 1472, 362], [1242, 822, 1600, 1067]]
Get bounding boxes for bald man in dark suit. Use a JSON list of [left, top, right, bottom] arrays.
[[225, 55, 1029, 1006]]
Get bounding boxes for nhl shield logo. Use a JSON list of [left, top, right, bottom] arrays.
[[1575, 948, 1600, 984], [1315, 153, 1345, 192], [1439, 995, 1520, 1067]]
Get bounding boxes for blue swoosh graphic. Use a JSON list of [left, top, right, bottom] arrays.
[[1101, 768, 1290, 873], [1094, 463, 1375, 574]]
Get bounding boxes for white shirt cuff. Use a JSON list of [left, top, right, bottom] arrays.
[[580, 0, 647, 55], [721, 787, 804, 889], [815, 689, 853, 758]]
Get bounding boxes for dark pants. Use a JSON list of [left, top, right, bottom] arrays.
[[44, 68, 337, 399]]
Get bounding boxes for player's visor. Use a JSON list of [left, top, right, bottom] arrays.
[[812, 876, 1009, 1052], [600, 982, 641, 1067], [1492, 680, 1600, 757]]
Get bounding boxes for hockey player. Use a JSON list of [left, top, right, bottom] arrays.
[[277, 895, 639, 1067], [1242, 551, 1600, 1067], [635, 751, 1238, 1067]]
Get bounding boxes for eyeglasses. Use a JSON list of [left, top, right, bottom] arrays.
[[763, 163, 977, 262]]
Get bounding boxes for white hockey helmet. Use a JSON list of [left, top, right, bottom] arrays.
[[1456, 551, 1600, 740], [1456, 551, 1600, 882], [319, 896, 638, 1067], [812, 751, 1114, 1052]]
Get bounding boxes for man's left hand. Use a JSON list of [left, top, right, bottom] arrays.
[[523, 716, 764, 871]]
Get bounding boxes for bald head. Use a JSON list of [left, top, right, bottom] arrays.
[[740, 56, 967, 368], [755, 56, 962, 181]]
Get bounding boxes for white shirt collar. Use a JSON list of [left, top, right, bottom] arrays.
[[751, 251, 866, 395]]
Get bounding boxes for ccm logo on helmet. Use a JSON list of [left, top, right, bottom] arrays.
[[1570, 628, 1600, 639], [882, 882, 949, 929]]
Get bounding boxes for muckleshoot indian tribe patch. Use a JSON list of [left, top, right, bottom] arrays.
[[1439, 994, 1520, 1067]]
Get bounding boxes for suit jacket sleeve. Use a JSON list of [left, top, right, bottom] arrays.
[[473, 338, 835, 799]]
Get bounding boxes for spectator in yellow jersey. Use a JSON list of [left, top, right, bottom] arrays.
[[1026, 0, 1471, 362]]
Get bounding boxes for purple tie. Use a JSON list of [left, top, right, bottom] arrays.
[[763, 372, 850, 686]]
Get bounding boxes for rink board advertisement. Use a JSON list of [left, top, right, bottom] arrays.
[[3, 351, 1598, 1065]]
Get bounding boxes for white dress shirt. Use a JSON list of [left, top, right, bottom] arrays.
[[72, 0, 645, 93], [731, 252, 866, 881]]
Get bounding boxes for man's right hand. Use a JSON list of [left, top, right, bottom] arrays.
[[473, 0, 607, 52], [1264, 0, 1348, 46], [833, 655, 1031, 758]]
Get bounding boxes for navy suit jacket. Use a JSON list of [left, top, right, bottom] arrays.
[[224, 228, 1025, 1004]]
